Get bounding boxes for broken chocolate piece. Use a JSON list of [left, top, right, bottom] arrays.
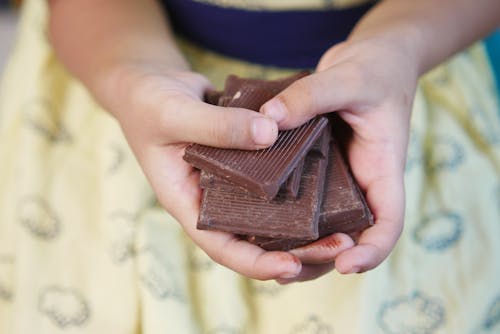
[[247, 137, 373, 251], [185, 71, 323, 200], [204, 89, 223, 105], [225, 85, 276, 110], [282, 158, 305, 198], [318, 137, 373, 233], [191, 72, 373, 251], [246, 235, 311, 252], [223, 71, 309, 100], [281, 124, 331, 198], [197, 130, 329, 239], [184, 116, 328, 200]]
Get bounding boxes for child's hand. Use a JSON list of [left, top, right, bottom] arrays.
[[107, 63, 315, 280], [262, 38, 418, 281]]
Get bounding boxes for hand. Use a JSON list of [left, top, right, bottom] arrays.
[[261, 38, 418, 282], [105, 62, 309, 280]]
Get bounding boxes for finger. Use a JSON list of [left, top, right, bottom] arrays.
[[288, 233, 355, 264], [334, 174, 405, 274], [161, 96, 278, 149], [167, 180, 302, 280], [276, 262, 335, 284], [199, 232, 303, 280], [260, 65, 369, 129]]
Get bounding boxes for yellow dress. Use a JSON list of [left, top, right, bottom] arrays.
[[0, 0, 499, 333]]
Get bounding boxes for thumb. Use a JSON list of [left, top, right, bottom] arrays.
[[260, 66, 363, 130], [164, 97, 279, 149]]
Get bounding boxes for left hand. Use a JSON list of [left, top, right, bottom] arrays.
[[261, 37, 419, 283]]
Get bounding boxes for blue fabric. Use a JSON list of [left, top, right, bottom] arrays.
[[485, 30, 500, 100], [161, 0, 374, 68]]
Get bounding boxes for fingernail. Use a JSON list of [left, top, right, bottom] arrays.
[[251, 117, 278, 146], [279, 263, 301, 279], [346, 266, 361, 274], [261, 98, 287, 123], [279, 272, 298, 279]]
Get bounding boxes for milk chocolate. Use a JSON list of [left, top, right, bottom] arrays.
[[197, 128, 330, 239], [184, 116, 328, 200], [318, 137, 373, 234], [282, 158, 304, 198], [283, 120, 332, 198], [189, 72, 372, 251], [247, 137, 373, 251], [222, 71, 309, 102], [204, 89, 223, 106]]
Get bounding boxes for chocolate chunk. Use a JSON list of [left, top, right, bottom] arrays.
[[223, 71, 309, 100], [281, 124, 331, 198], [282, 158, 305, 198], [246, 235, 311, 252], [225, 85, 276, 110], [184, 116, 328, 200], [190, 72, 373, 251], [197, 128, 331, 239], [318, 137, 373, 234], [204, 89, 223, 105], [185, 71, 323, 200], [247, 136, 373, 251]]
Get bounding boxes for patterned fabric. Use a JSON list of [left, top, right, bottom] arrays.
[[0, 0, 499, 333]]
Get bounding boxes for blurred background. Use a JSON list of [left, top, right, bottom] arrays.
[[0, 1, 499, 93], [0, 1, 17, 78]]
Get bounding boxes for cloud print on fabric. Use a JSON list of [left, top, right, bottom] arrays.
[[23, 98, 72, 143], [18, 196, 60, 240], [38, 286, 90, 328], [413, 211, 463, 252], [290, 315, 332, 334], [0, 256, 14, 301], [483, 295, 500, 331], [378, 291, 445, 334]]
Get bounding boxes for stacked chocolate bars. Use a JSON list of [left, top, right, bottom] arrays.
[[183, 73, 373, 251]]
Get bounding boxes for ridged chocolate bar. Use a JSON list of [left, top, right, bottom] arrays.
[[222, 71, 309, 104], [247, 137, 373, 251], [197, 129, 331, 240], [225, 85, 276, 110], [184, 116, 328, 200], [318, 138, 373, 234], [282, 158, 304, 198]]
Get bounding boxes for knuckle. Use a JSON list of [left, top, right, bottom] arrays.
[[281, 79, 316, 115], [208, 112, 244, 147]]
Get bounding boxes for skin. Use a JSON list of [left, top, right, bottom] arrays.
[[48, 0, 500, 282]]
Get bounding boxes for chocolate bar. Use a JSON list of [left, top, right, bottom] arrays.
[[247, 137, 374, 251], [282, 158, 304, 198], [184, 116, 328, 200], [221, 71, 309, 105], [197, 128, 330, 239], [318, 138, 373, 234], [186, 72, 373, 251], [185, 71, 324, 200]]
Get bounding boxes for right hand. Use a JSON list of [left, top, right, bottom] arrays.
[[104, 62, 311, 280]]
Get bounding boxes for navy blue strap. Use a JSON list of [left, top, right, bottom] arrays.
[[161, 0, 374, 69]]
